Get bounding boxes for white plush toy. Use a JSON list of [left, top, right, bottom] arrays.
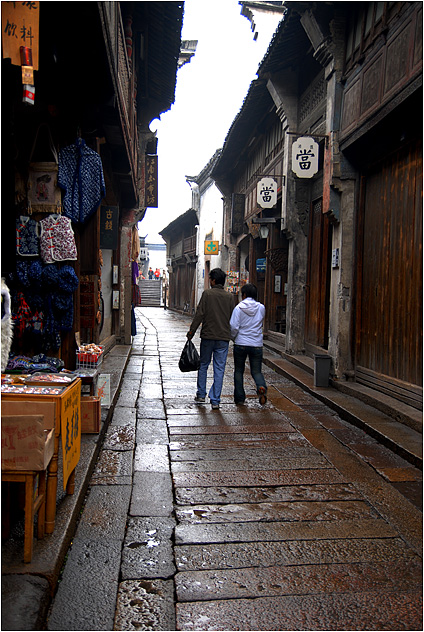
[[1, 278, 13, 371]]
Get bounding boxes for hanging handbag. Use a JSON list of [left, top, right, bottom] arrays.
[[179, 339, 200, 372], [27, 123, 62, 214]]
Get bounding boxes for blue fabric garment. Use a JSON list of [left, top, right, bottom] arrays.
[[16, 216, 39, 256], [233, 344, 267, 404], [58, 265, 79, 292], [196, 339, 229, 405], [58, 139, 106, 223]]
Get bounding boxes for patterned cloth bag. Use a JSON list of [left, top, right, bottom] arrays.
[[27, 124, 62, 214]]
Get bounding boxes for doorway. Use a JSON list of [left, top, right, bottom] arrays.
[[305, 198, 332, 349]]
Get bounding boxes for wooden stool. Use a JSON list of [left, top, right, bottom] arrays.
[[2, 469, 47, 563]]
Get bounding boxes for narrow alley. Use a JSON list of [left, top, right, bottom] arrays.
[[46, 307, 422, 631]]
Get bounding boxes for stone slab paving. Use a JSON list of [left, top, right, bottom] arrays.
[[176, 592, 423, 631], [136, 419, 170, 444], [170, 454, 331, 472], [46, 308, 422, 631], [172, 467, 347, 487], [174, 499, 379, 524], [114, 580, 176, 631], [170, 445, 317, 460], [174, 536, 419, 571], [130, 472, 174, 517], [175, 558, 422, 601], [159, 310, 422, 631], [169, 431, 311, 448], [174, 517, 398, 545], [47, 539, 123, 631], [169, 422, 294, 434], [121, 517, 176, 580], [174, 482, 362, 505]]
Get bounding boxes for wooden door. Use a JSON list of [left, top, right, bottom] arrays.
[[356, 140, 423, 389], [305, 198, 331, 348], [266, 225, 289, 333]]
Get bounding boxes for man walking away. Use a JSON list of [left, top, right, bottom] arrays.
[[187, 268, 234, 410], [230, 283, 267, 405]]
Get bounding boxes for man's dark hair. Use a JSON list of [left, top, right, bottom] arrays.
[[241, 283, 258, 300], [210, 268, 226, 286]]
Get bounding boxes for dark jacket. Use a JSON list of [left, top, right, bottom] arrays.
[[190, 284, 234, 340]]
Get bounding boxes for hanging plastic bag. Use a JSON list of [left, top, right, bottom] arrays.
[[179, 339, 200, 372]]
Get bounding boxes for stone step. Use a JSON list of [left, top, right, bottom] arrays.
[[263, 352, 422, 468]]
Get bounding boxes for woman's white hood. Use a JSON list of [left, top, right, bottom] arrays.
[[238, 297, 262, 316]]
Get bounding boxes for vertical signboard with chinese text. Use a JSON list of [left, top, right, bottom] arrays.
[[60, 382, 81, 490], [100, 205, 118, 249], [2, 2, 39, 69], [145, 155, 158, 207], [231, 193, 245, 234]]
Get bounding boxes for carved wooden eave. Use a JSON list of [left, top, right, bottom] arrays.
[[98, 2, 183, 209]]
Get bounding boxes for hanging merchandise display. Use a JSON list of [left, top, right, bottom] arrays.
[[39, 215, 77, 263], [58, 138, 106, 224], [1, 279, 14, 372], [131, 225, 140, 261], [16, 216, 39, 256], [27, 124, 62, 214]]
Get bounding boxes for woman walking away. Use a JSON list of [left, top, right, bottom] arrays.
[[230, 283, 267, 406]]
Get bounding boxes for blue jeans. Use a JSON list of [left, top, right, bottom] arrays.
[[233, 345, 267, 403], [196, 339, 229, 405]]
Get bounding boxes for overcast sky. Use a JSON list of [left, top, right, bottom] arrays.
[[139, 0, 283, 243]]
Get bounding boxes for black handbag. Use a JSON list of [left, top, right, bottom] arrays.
[[179, 339, 200, 372]]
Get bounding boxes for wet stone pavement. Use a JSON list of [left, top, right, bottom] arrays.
[[47, 307, 423, 631]]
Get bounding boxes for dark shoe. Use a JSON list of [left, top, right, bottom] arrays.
[[235, 400, 245, 405], [258, 386, 267, 406], [211, 403, 220, 410], [194, 396, 206, 403]]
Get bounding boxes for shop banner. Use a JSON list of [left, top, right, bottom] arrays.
[[61, 383, 81, 490], [2, 1, 40, 70]]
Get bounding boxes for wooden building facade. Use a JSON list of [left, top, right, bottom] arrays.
[[2, 2, 183, 367], [212, 1, 422, 418], [160, 209, 198, 314]]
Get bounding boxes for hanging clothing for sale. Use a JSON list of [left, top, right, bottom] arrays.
[[131, 260, 139, 285], [58, 138, 106, 223], [39, 214, 78, 263], [131, 304, 137, 336], [131, 225, 140, 261], [16, 216, 39, 256]]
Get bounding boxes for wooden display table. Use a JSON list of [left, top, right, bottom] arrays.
[[2, 378, 81, 534]]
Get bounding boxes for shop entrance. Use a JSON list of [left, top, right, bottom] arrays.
[[265, 225, 289, 334]]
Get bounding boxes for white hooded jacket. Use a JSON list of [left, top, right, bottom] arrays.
[[230, 297, 265, 346]]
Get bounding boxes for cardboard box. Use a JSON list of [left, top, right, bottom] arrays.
[[1, 415, 55, 471], [1, 400, 56, 432], [81, 396, 101, 433]]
